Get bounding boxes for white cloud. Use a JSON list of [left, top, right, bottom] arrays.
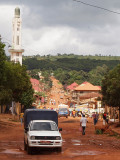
[[23, 26, 76, 55], [1, 1, 120, 56], [0, 5, 15, 42], [22, 24, 120, 56]]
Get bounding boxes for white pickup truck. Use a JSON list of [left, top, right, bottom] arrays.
[[24, 109, 62, 154]]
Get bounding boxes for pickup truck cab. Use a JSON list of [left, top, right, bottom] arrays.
[[24, 109, 62, 154]]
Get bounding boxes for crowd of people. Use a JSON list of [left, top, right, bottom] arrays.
[[79, 111, 111, 136], [69, 109, 88, 118], [92, 112, 110, 126]]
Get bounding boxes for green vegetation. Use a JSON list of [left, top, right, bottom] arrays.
[[0, 41, 34, 110], [95, 129, 103, 134], [23, 57, 120, 72], [102, 64, 120, 122], [23, 54, 120, 61], [23, 54, 120, 86]]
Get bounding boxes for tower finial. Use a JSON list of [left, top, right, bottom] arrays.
[[15, 7, 20, 18]]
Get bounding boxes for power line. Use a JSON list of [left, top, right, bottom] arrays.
[[73, 0, 120, 15]]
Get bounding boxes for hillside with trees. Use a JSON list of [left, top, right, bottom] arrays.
[[23, 54, 120, 86]]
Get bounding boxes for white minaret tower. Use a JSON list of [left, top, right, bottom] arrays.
[[9, 7, 24, 65]]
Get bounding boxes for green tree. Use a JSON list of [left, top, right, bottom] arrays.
[[0, 88, 12, 106], [0, 41, 34, 109], [101, 64, 120, 122], [6, 62, 34, 108], [89, 65, 109, 86], [0, 42, 11, 110], [19, 85, 34, 109], [29, 69, 39, 79], [0, 42, 6, 86]]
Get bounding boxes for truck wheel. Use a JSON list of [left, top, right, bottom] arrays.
[[27, 142, 32, 155], [24, 139, 27, 151], [56, 147, 62, 153]]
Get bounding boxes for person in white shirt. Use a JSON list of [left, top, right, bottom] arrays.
[[80, 114, 87, 135]]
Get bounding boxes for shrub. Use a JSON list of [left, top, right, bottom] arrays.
[[95, 129, 103, 134]]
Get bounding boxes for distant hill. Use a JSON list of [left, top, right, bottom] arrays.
[[23, 54, 120, 72]]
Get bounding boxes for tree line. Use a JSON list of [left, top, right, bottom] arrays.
[[23, 57, 120, 72], [0, 42, 34, 111], [23, 56, 120, 86]]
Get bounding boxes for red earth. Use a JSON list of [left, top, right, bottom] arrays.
[[0, 114, 120, 160], [0, 77, 120, 160]]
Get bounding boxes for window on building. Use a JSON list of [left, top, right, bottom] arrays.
[[17, 36, 19, 45], [80, 91, 84, 94], [16, 53, 19, 57]]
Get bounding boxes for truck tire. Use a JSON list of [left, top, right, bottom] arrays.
[[24, 139, 27, 151], [27, 141, 32, 155], [56, 147, 62, 153]]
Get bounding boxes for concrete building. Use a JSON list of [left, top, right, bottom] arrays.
[[72, 81, 101, 104], [9, 7, 24, 65]]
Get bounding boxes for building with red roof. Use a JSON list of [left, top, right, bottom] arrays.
[[72, 81, 101, 104], [30, 78, 47, 107], [74, 81, 101, 92], [30, 78, 42, 93], [66, 82, 78, 91]]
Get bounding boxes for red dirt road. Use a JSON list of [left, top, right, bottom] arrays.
[[0, 114, 120, 160], [0, 77, 120, 159]]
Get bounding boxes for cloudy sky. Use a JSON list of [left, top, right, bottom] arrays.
[[1, 0, 120, 56]]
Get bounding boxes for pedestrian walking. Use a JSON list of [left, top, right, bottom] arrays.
[[92, 112, 97, 125], [103, 112, 106, 125], [96, 112, 99, 124], [69, 108, 72, 117], [80, 114, 87, 135], [115, 111, 118, 119], [72, 110, 76, 118], [106, 113, 109, 124]]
